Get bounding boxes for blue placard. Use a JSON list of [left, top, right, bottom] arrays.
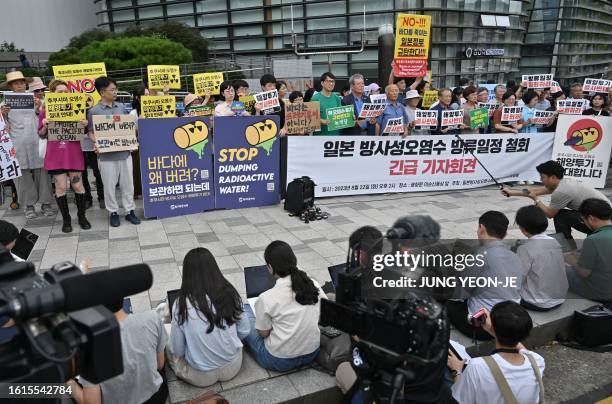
[[139, 117, 215, 218], [213, 116, 280, 209]]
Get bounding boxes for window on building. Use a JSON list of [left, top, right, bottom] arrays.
[[198, 13, 228, 27], [113, 9, 135, 21], [308, 0, 344, 16], [234, 38, 266, 50], [110, 0, 132, 8], [480, 14, 497, 26], [139, 5, 163, 19], [197, 0, 227, 12], [167, 3, 193, 16], [496, 15, 511, 27], [232, 9, 263, 23]]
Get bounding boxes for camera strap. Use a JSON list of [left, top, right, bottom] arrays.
[[491, 348, 520, 355]]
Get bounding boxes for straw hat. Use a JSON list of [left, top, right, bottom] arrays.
[[0, 71, 33, 89], [28, 77, 47, 92]]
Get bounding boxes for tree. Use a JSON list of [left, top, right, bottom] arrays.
[[0, 41, 24, 53], [46, 48, 81, 73], [67, 28, 115, 49], [79, 36, 192, 70]]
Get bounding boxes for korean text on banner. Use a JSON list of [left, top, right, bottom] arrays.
[[3, 92, 34, 110], [53, 63, 107, 108], [441, 110, 463, 129], [478, 102, 499, 117], [285, 101, 321, 134], [93, 115, 139, 153], [470, 107, 489, 129], [553, 115, 612, 188], [214, 116, 280, 209], [141, 95, 176, 119], [46, 122, 86, 142], [414, 110, 438, 130], [358, 103, 386, 119], [370, 94, 388, 105], [557, 100, 586, 115], [326, 105, 355, 131], [393, 13, 431, 77], [139, 117, 214, 218], [583, 78, 611, 94], [147, 65, 181, 90], [421, 90, 438, 108], [532, 110, 555, 126], [193, 72, 224, 95], [383, 117, 404, 134], [254, 89, 281, 114], [501, 106, 523, 123], [522, 74, 554, 89], [45, 93, 88, 122], [0, 136, 21, 182]]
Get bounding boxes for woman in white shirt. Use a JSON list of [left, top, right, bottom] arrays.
[[214, 81, 250, 117], [244, 240, 326, 372]]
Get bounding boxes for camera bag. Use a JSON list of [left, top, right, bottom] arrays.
[[284, 176, 315, 215], [569, 304, 612, 347]]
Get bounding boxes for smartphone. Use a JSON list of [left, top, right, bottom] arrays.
[[468, 308, 486, 328], [11, 229, 39, 261]]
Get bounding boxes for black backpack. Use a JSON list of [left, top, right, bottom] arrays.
[[284, 176, 315, 215], [570, 304, 612, 347]]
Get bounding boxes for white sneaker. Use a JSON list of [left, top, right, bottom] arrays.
[[25, 206, 37, 219]]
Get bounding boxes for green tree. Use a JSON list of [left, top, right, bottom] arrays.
[[0, 41, 24, 52], [79, 36, 192, 70], [67, 28, 115, 49]]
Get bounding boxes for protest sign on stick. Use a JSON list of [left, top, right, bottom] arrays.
[[358, 103, 386, 119], [557, 100, 586, 115], [285, 102, 321, 134], [478, 102, 499, 117], [583, 78, 611, 94], [383, 117, 404, 134], [0, 136, 21, 182], [3, 92, 34, 110], [147, 65, 181, 90], [93, 115, 139, 153], [45, 93, 88, 122], [469, 108, 489, 129], [522, 74, 554, 89], [441, 110, 463, 129], [193, 72, 224, 95], [421, 90, 438, 108], [414, 110, 438, 130], [501, 106, 523, 123], [393, 13, 431, 77], [254, 90, 281, 114], [532, 110, 556, 126], [141, 95, 177, 119], [53, 62, 106, 108], [326, 105, 355, 131]]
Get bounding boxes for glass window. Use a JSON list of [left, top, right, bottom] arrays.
[[139, 6, 163, 19], [480, 15, 496, 26], [308, 1, 345, 16], [137, 0, 159, 4], [197, 0, 227, 12], [462, 28, 476, 41], [210, 40, 230, 50], [446, 28, 459, 41], [307, 32, 348, 47], [174, 16, 196, 27], [307, 17, 346, 31], [446, 11, 460, 25], [349, 14, 392, 29], [232, 9, 263, 23], [201, 28, 228, 39], [167, 3, 193, 16], [463, 0, 479, 11], [198, 13, 228, 26], [509, 0, 522, 13], [233, 0, 264, 7], [113, 9, 134, 22], [110, 0, 132, 8], [234, 25, 263, 36], [234, 38, 266, 50]]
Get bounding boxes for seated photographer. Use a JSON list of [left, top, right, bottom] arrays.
[[348, 225, 383, 270], [564, 198, 612, 302], [166, 248, 250, 387], [515, 206, 568, 311], [0, 220, 23, 262], [70, 297, 168, 404], [244, 240, 327, 372], [448, 301, 545, 404], [446, 211, 523, 341]]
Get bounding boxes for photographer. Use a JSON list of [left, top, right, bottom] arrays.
[[0, 220, 21, 262], [448, 301, 545, 404]]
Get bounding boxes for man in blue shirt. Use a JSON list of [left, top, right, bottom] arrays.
[[430, 88, 462, 135], [375, 84, 410, 137], [341, 73, 369, 135]]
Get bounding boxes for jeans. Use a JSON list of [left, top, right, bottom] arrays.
[[565, 266, 608, 302], [243, 304, 319, 372], [553, 209, 592, 241]]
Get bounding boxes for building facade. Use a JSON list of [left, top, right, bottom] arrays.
[[94, 0, 611, 87]]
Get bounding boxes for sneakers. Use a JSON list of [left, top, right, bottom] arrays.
[[125, 210, 141, 225], [110, 212, 120, 227], [25, 206, 37, 219], [99, 199, 106, 210], [41, 203, 56, 217]]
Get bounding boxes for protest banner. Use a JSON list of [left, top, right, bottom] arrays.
[[358, 103, 386, 119], [326, 105, 355, 131], [550, 81, 562, 93], [532, 110, 556, 127], [46, 122, 86, 142], [3, 92, 34, 110], [254, 89, 281, 114], [138, 117, 214, 218], [287, 133, 553, 197], [414, 110, 438, 130], [0, 136, 21, 182], [393, 13, 431, 77], [501, 106, 523, 123], [53, 62, 106, 108], [583, 78, 611, 94], [185, 104, 214, 117], [469, 107, 489, 129], [556, 99, 586, 115], [92, 115, 138, 153], [0, 111, 7, 137], [193, 72, 224, 95], [214, 116, 280, 209], [285, 101, 321, 134], [240, 95, 256, 112], [421, 90, 438, 108], [141, 95, 176, 119], [147, 65, 181, 90], [45, 93, 88, 122], [553, 115, 611, 188], [441, 110, 463, 129], [383, 117, 404, 134], [370, 94, 388, 104], [478, 102, 499, 117], [522, 74, 554, 89]]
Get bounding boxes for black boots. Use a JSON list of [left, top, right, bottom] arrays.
[[56, 195, 72, 233], [75, 193, 91, 230]]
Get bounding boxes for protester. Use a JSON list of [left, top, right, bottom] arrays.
[[564, 198, 612, 302], [446, 211, 523, 340], [0, 220, 22, 262], [544, 91, 565, 132], [166, 248, 250, 387], [501, 160, 610, 243], [461, 86, 479, 134], [256, 74, 285, 128], [367, 83, 381, 95], [450, 86, 464, 110], [38, 79, 90, 233], [493, 92, 523, 133], [233, 79, 250, 98], [311, 72, 343, 136], [69, 299, 169, 404], [288, 91, 303, 103], [476, 87, 489, 104], [183, 91, 212, 116], [520, 90, 539, 134], [341, 73, 369, 135], [535, 89, 551, 110], [340, 85, 350, 98], [513, 85, 525, 107], [569, 82, 590, 109], [376, 84, 410, 137], [303, 87, 315, 103], [88, 76, 141, 227], [244, 240, 326, 372], [0, 71, 54, 219], [430, 88, 461, 135], [394, 77, 408, 104], [494, 84, 506, 104], [515, 205, 568, 310], [276, 80, 288, 99], [448, 302, 545, 404], [583, 94, 610, 116], [214, 81, 250, 117], [405, 90, 429, 136]]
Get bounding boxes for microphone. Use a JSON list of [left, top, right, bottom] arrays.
[[1, 264, 153, 319]]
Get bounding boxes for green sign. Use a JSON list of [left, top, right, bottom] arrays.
[[326, 105, 355, 131], [470, 107, 489, 129]]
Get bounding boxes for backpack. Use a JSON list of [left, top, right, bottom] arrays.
[[570, 304, 612, 347], [284, 176, 315, 215]]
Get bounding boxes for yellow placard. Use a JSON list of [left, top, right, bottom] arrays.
[[239, 95, 255, 112], [421, 90, 438, 109], [394, 14, 431, 59], [147, 65, 181, 90], [53, 62, 107, 108], [45, 93, 88, 122], [193, 72, 224, 96], [141, 95, 176, 119]]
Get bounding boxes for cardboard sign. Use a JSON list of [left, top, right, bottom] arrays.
[[46, 121, 86, 142], [414, 110, 438, 130], [501, 106, 523, 123], [326, 105, 355, 131], [370, 94, 388, 104], [393, 13, 431, 77], [532, 110, 556, 126], [0, 136, 21, 181], [478, 102, 499, 117], [285, 101, 321, 134], [421, 90, 438, 108], [141, 95, 176, 119], [193, 72, 224, 95], [557, 99, 587, 115], [53, 62, 106, 108], [522, 74, 554, 89], [185, 104, 214, 117], [358, 103, 386, 118], [147, 65, 181, 90], [45, 93, 88, 122], [441, 110, 463, 129], [93, 115, 138, 153], [383, 117, 404, 134], [469, 107, 489, 129], [254, 89, 281, 114], [240, 95, 256, 112], [583, 78, 611, 94], [3, 92, 34, 110]]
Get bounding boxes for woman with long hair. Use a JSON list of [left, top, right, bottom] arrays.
[[583, 94, 610, 116], [214, 81, 250, 117], [244, 241, 326, 372], [167, 248, 250, 387]]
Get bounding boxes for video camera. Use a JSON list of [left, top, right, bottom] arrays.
[[0, 245, 152, 398]]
